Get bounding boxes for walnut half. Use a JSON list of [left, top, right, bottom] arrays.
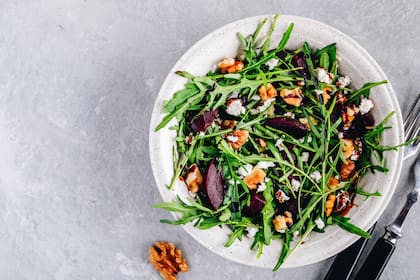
[[149, 241, 188, 280]]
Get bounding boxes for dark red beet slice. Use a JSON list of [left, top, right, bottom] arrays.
[[191, 110, 217, 132], [202, 159, 224, 210], [265, 117, 307, 139], [292, 53, 310, 79], [243, 191, 265, 217]]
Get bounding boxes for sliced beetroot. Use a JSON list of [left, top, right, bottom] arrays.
[[342, 113, 371, 139], [243, 191, 265, 217], [265, 117, 307, 139], [276, 194, 310, 220], [292, 53, 310, 80], [201, 158, 225, 210], [191, 110, 217, 132]]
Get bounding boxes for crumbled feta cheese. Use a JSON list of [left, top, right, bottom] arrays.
[[316, 67, 333, 84], [284, 111, 295, 119], [310, 170, 322, 182], [237, 164, 253, 178], [199, 131, 205, 137], [266, 58, 279, 70], [329, 156, 334, 163], [275, 189, 290, 203], [257, 182, 267, 193], [229, 90, 240, 99], [226, 135, 239, 143], [338, 132, 344, 139], [251, 94, 261, 101], [226, 99, 245, 116], [250, 98, 275, 115], [256, 161, 275, 169], [299, 137, 305, 143], [307, 135, 312, 142], [359, 97, 374, 115], [291, 178, 301, 192], [315, 218, 325, 230], [300, 152, 309, 163], [337, 76, 351, 88], [188, 191, 197, 198], [275, 138, 284, 151], [228, 179, 235, 185], [293, 230, 300, 238], [247, 227, 259, 238], [314, 89, 323, 95]]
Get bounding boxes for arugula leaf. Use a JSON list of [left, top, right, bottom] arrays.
[[163, 83, 200, 113], [276, 23, 294, 52], [355, 189, 381, 198], [347, 80, 388, 103], [332, 216, 371, 238]]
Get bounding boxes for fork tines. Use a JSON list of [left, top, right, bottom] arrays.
[[403, 94, 420, 143]]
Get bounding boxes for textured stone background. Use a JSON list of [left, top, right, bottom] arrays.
[[0, 0, 418, 279]]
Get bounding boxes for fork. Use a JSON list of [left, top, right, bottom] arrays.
[[403, 94, 420, 159], [324, 94, 420, 280], [354, 95, 420, 280]]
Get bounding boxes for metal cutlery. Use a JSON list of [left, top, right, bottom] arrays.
[[355, 158, 419, 280]]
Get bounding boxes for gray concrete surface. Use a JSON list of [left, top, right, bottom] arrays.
[[0, 0, 419, 279]]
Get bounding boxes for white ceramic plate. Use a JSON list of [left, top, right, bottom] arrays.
[[149, 15, 404, 268]]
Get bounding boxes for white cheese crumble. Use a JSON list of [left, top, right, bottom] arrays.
[[251, 94, 261, 101], [250, 98, 275, 115], [226, 99, 245, 116], [283, 111, 295, 119], [359, 97, 374, 115], [275, 138, 284, 151], [276, 189, 290, 202], [337, 76, 351, 88], [314, 89, 323, 95], [188, 191, 197, 198], [266, 58, 279, 70], [257, 182, 267, 193], [293, 231, 300, 238], [247, 227, 259, 238], [199, 131, 205, 137], [300, 152, 309, 163], [315, 218, 325, 230], [310, 170, 322, 182], [229, 90, 240, 99], [256, 161, 275, 169], [228, 179, 235, 185], [291, 178, 301, 192], [316, 67, 333, 84], [226, 135, 239, 143], [237, 164, 253, 178]]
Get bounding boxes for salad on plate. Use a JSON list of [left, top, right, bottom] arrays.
[[153, 14, 404, 270]]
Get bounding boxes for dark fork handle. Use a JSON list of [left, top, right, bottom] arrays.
[[323, 225, 376, 280], [354, 237, 396, 280]]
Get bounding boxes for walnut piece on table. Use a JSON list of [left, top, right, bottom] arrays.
[[149, 241, 188, 280]]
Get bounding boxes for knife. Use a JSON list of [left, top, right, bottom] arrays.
[[354, 158, 420, 280], [323, 224, 376, 280]]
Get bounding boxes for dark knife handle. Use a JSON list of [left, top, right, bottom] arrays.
[[354, 237, 396, 280], [323, 225, 376, 280]]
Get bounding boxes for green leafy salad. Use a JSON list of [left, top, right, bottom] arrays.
[[153, 15, 403, 270]]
